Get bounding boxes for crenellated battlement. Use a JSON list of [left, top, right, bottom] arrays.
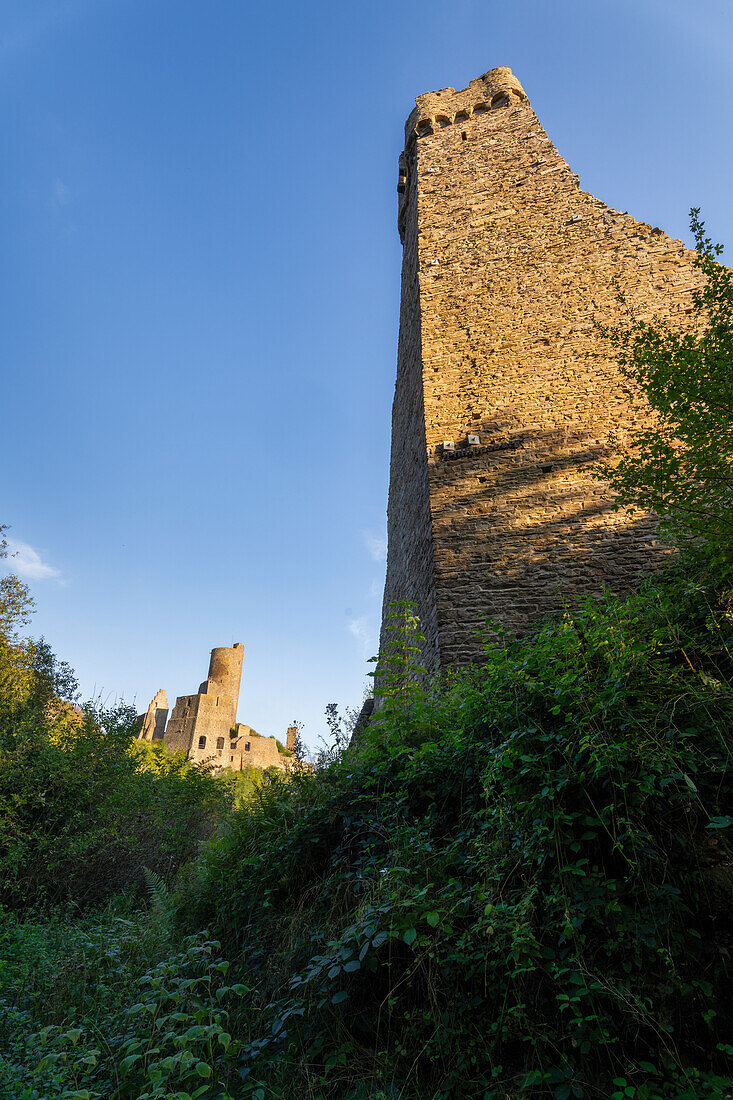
[[404, 67, 528, 145], [397, 67, 529, 239]]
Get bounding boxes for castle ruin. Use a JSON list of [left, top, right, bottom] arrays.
[[139, 643, 298, 773], [381, 66, 701, 671], [138, 688, 168, 742]]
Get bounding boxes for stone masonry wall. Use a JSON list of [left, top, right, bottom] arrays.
[[380, 121, 440, 671], [382, 67, 701, 671]]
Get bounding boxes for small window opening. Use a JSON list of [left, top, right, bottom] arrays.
[[245, 741, 251, 752], [230, 755, 234, 762], [461, 131, 467, 141], [541, 464, 554, 474], [216, 737, 225, 753], [198, 736, 207, 750]]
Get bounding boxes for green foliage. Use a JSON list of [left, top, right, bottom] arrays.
[[596, 210, 733, 565], [0, 525, 35, 638], [217, 764, 269, 808], [0, 903, 243, 1098], [1, 556, 731, 1096], [370, 598, 428, 712], [0, 707, 231, 909]]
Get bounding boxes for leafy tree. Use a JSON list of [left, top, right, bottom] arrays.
[[0, 526, 34, 638], [0, 526, 78, 753], [597, 210, 733, 564]]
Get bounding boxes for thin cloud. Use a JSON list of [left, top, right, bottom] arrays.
[[54, 178, 71, 206], [6, 539, 61, 582], [348, 615, 376, 659], [369, 577, 383, 600], [363, 531, 387, 563]]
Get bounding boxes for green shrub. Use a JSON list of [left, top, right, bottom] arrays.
[[0, 902, 243, 1099], [0, 709, 231, 910]]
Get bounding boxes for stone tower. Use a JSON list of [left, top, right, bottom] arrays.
[[382, 67, 700, 671], [164, 643, 244, 764]]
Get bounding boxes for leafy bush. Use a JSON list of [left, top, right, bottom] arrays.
[[0, 900, 244, 1099], [0, 706, 231, 909]]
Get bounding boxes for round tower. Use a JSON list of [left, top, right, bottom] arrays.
[[206, 643, 244, 708]]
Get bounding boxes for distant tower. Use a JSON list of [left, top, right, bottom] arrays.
[[381, 67, 700, 671], [138, 688, 168, 741], [164, 643, 244, 764]]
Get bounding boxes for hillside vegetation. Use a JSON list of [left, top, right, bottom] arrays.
[[0, 557, 731, 1099]]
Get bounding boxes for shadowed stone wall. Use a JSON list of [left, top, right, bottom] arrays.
[[381, 67, 701, 671]]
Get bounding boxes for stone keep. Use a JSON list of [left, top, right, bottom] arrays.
[[164, 644, 244, 764], [163, 643, 295, 773], [381, 66, 700, 672]]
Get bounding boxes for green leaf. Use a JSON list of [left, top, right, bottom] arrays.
[[332, 991, 348, 1004], [195, 1062, 212, 1078], [403, 928, 417, 945], [426, 911, 440, 927], [707, 815, 733, 829]]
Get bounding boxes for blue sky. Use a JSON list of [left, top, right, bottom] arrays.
[[2, 0, 731, 749]]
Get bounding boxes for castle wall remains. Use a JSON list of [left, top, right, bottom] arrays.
[[138, 689, 168, 741]]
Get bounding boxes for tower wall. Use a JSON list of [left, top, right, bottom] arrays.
[[382, 68, 701, 670], [203, 644, 244, 707]]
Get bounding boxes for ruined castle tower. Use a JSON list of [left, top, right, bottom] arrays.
[[162, 644, 295, 772], [164, 643, 244, 764], [381, 67, 700, 671]]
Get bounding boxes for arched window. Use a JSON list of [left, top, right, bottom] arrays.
[[216, 737, 225, 753], [198, 736, 206, 750]]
